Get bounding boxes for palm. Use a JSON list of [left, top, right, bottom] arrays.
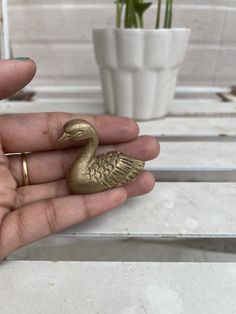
[[0, 60, 159, 261], [0, 150, 17, 224]]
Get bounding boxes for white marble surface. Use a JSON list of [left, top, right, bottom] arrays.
[[1, 261, 236, 314]]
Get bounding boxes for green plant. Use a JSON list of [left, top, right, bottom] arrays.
[[116, 0, 174, 29]]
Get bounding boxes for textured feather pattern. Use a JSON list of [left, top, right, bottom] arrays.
[[85, 152, 144, 189]]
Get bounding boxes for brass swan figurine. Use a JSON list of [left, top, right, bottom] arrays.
[[58, 119, 145, 194]]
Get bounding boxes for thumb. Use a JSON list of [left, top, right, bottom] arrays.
[[0, 58, 36, 100]]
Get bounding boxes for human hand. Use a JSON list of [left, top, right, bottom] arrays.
[[0, 59, 160, 260]]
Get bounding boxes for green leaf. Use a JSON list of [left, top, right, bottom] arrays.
[[134, 1, 152, 28], [115, 0, 153, 29], [134, 2, 152, 17]]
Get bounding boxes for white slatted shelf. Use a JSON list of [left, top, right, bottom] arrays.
[[3, 100, 236, 180], [139, 117, 236, 141], [2, 96, 236, 261], [146, 142, 236, 181], [1, 0, 236, 308], [1, 100, 236, 143], [9, 182, 236, 261], [36, 179, 235, 258], [1, 261, 236, 314], [1, 99, 236, 116], [57, 183, 236, 238]]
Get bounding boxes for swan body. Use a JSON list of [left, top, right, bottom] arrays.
[[58, 119, 145, 195]]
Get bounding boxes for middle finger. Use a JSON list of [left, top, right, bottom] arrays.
[[9, 136, 159, 186]]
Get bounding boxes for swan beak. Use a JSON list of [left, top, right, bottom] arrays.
[[57, 132, 71, 144]]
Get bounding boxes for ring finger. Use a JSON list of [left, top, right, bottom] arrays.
[[8, 136, 159, 186]]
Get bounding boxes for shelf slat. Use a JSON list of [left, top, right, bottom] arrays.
[[1, 99, 236, 116], [1, 261, 236, 314], [146, 142, 236, 181], [56, 183, 236, 238]]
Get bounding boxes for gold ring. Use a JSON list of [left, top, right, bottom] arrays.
[[21, 153, 30, 186]]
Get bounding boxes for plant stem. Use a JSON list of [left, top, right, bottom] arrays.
[[164, 0, 169, 28], [131, 0, 139, 28], [139, 0, 144, 28], [155, 0, 162, 29], [120, 1, 125, 26], [124, 0, 129, 27], [125, 0, 132, 28], [167, 0, 173, 28], [116, 1, 121, 28], [139, 14, 144, 28], [134, 13, 139, 28]]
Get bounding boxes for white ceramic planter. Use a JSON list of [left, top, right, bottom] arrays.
[[93, 28, 190, 120]]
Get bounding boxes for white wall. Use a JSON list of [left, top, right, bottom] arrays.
[[8, 0, 236, 87]]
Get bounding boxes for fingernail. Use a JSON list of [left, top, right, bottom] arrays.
[[12, 57, 30, 61]]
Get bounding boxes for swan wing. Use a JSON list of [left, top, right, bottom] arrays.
[[86, 152, 144, 189]]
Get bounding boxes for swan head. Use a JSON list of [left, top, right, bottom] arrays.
[[57, 119, 97, 143]]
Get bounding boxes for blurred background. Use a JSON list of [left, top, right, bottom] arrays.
[[7, 0, 236, 88]]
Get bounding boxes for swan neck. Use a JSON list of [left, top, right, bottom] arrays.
[[78, 135, 98, 165]]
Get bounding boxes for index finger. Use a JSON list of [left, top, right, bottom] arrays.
[[0, 113, 139, 153]]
